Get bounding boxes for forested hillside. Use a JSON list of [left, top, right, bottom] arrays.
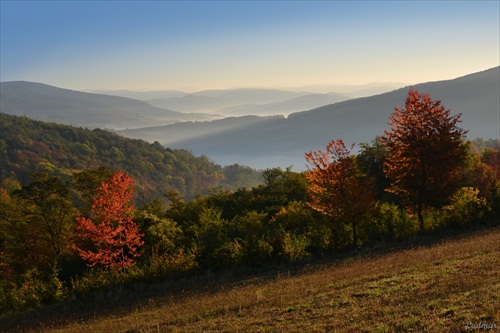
[[0, 113, 262, 200], [166, 67, 500, 169], [1, 90, 499, 320]]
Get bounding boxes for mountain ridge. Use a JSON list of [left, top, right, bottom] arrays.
[[0, 81, 216, 130], [167, 67, 500, 169]]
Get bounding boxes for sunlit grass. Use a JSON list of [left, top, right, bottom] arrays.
[[6, 226, 500, 332]]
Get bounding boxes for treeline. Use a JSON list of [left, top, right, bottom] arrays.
[[1, 91, 500, 315], [0, 113, 262, 201]]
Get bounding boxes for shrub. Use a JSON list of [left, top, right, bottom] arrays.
[[4, 267, 64, 311], [231, 211, 273, 265], [368, 202, 418, 243], [442, 187, 488, 227], [143, 248, 198, 280], [212, 239, 244, 268], [281, 232, 310, 262], [268, 202, 314, 259], [70, 268, 122, 299], [485, 180, 500, 219]]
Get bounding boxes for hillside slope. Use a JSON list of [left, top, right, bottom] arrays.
[[0, 113, 262, 200], [0, 81, 215, 130], [119, 115, 279, 144], [144, 88, 311, 114], [167, 67, 500, 169], [7, 226, 499, 332], [216, 92, 350, 116]]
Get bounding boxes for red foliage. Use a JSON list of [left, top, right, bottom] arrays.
[[382, 89, 467, 230], [74, 170, 143, 269], [305, 139, 374, 247]]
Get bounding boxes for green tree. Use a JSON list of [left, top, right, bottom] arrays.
[[72, 166, 114, 213], [13, 173, 77, 269], [357, 137, 392, 201]]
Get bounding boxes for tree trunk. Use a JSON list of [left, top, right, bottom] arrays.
[[418, 157, 426, 234], [417, 200, 424, 234], [352, 219, 358, 249]]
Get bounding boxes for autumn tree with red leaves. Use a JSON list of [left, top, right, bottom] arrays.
[[74, 170, 143, 270], [382, 89, 468, 232], [305, 139, 374, 248]]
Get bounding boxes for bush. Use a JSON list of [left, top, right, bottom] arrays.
[[368, 203, 418, 243], [442, 187, 488, 227], [231, 211, 273, 265], [143, 248, 198, 280], [269, 202, 314, 260], [485, 180, 500, 219], [70, 268, 122, 300], [3, 267, 64, 312], [281, 232, 310, 262]]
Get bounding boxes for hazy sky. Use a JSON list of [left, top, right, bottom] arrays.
[[1, 1, 498, 91]]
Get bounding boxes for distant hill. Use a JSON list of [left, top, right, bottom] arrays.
[[146, 94, 229, 113], [119, 115, 279, 145], [192, 88, 306, 105], [0, 113, 262, 200], [145, 89, 313, 115], [216, 93, 350, 116], [93, 87, 396, 117], [89, 89, 188, 100], [160, 67, 500, 169], [0, 82, 216, 130]]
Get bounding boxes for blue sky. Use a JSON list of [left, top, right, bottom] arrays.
[[1, 1, 498, 91]]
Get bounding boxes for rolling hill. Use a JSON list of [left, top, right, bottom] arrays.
[[146, 94, 229, 113], [0, 81, 216, 130], [95, 85, 402, 116], [144, 88, 313, 115], [119, 115, 280, 145], [216, 92, 350, 116], [0, 113, 262, 200], [162, 67, 499, 169]]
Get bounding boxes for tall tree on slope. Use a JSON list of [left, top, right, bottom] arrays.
[[74, 170, 143, 270], [382, 89, 468, 232]]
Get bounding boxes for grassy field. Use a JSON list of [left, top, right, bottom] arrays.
[[4, 226, 499, 333]]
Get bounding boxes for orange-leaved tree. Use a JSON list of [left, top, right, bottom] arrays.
[[74, 170, 143, 270], [382, 89, 468, 232], [305, 139, 374, 248]]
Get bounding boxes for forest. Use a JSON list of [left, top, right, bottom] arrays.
[[0, 113, 262, 201], [0, 89, 499, 315]]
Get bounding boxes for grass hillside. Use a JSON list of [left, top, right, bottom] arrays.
[[5, 225, 499, 332]]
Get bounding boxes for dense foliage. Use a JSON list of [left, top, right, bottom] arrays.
[[0, 90, 499, 315], [382, 89, 468, 231], [74, 171, 143, 270], [305, 139, 375, 248], [0, 113, 262, 200]]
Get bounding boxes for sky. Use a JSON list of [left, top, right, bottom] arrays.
[[1, 1, 499, 92]]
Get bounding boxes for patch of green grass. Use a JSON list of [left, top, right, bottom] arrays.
[[3, 226, 500, 332]]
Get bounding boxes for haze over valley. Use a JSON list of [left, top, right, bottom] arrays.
[[1, 1, 498, 171], [1, 2, 500, 331], [1, 67, 499, 170]]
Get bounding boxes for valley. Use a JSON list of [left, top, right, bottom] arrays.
[[2, 67, 498, 170]]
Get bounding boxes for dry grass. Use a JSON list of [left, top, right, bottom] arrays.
[[4, 226, 500, 333]]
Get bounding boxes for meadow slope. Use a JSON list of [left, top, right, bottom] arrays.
[[4, 226, 499, 333]]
